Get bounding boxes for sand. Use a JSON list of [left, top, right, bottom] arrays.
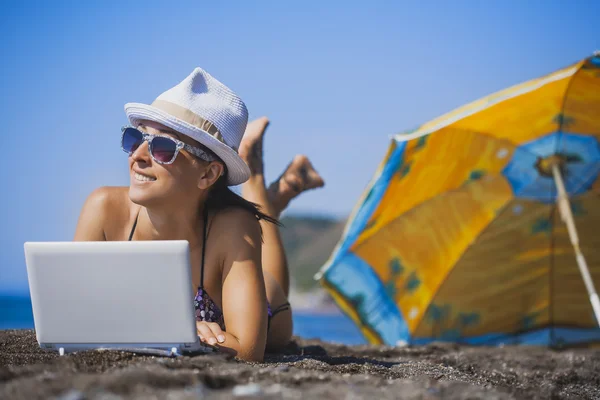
[[1, 329, 599, 399]]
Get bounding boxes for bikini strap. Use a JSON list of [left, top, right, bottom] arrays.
[[200, 207, 209, 289], [271, 302, 291, 316], [128, 208, 141, 241], [267, 301, 291, 331]]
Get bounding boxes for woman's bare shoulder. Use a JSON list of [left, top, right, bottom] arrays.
[[210, 207, 261, 238], [86, 186, 131, 212], [75, 186, 135, 241], [209, 207, 262, 261]]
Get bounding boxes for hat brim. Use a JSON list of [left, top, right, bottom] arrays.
[[124, 103, 251, 186]]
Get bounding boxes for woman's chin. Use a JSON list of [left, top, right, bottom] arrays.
[[128, 185, 156, 206]]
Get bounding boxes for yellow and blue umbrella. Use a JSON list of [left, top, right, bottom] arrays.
[[317, 52, 600, 346]]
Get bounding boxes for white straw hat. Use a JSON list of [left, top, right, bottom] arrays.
[[124, 68, 250, 186]]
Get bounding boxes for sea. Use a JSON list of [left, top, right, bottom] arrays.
[[0, 294, 366, 346]]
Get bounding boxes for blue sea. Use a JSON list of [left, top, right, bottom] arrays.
[[0, 294, 366, 345]]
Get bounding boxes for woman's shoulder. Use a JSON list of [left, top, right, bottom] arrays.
[[75, 186, 135, 241], [208, 207, 263, 270], [84, 186, 131, 212], [209, 206, 261, 237], [208, 207, 263, 255]]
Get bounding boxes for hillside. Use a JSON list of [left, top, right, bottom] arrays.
[[278, 214, 347, 292]]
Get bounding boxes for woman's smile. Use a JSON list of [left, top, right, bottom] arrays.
[[133, 170, 157, 183]]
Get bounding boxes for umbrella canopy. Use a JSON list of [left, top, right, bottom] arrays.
[[317, 53, 600, 347]]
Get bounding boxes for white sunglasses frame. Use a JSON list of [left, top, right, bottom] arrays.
[[121, 126, 217, 164]]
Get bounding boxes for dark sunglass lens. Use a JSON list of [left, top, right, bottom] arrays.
[[151, 136, 177, 163], [122, 128, 143, 153]]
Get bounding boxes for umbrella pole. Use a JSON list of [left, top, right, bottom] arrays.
[[552, 164, 600, 327]]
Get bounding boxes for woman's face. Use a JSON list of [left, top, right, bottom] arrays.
[[127, 120, 220, 208]]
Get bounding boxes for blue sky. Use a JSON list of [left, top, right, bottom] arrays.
[[0, 0, 598, 292]]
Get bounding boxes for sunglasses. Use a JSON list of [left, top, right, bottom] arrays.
[[121, 126, 216, 165]]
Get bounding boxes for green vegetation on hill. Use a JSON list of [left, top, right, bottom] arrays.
[[278, 214, 347, 292]]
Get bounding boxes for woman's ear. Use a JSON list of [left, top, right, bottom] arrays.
[[197, 162, 225, 190]]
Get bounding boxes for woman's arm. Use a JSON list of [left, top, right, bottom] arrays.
[[209, 208, 269, 362], [73, 187, 111, 241]]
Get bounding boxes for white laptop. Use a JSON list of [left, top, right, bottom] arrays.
[[24, 240, 212, 356]]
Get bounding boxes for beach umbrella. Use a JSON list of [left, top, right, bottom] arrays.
[[316, 52, 600, 347]]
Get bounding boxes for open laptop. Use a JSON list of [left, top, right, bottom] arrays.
[[24, 240, 212, 356]]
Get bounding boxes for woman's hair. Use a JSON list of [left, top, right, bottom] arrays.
[[199, 145, 280, 229], [205, 173, 280, 227]]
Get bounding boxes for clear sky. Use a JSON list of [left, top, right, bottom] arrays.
[[1, 0, 598, 292]]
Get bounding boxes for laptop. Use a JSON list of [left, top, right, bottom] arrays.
[[23, 240, 212, 356]]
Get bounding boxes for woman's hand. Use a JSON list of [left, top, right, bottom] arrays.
[[196, 321, 225, 346]]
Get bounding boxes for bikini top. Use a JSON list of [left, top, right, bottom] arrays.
[[127, 207, 276, 332]]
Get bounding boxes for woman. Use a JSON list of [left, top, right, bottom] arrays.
[[74, 68, 324, 362]]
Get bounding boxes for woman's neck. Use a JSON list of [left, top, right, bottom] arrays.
[[136, 203, 205, 246]]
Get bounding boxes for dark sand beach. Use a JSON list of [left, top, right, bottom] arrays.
[[1, 330, 599, 399]]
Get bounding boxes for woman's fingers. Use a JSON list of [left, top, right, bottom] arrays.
[[206, 322, 226, 344], [196, 321, 225, 345], [196, 322, 217, 345]]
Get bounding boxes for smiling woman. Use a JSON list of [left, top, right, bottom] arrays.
[[73, 68, 324, 361]]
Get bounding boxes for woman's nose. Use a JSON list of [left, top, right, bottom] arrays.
[[131, 140, 151, 163]]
